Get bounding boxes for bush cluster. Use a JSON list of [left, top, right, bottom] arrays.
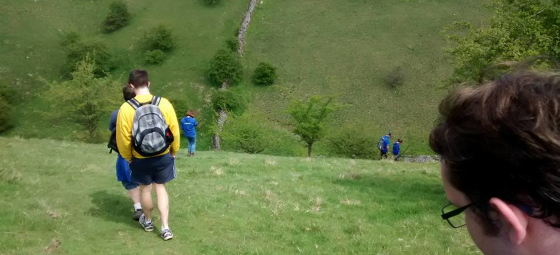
[[206, 49, 243, 86], [252, 62, 277, 86], [61, 32, 114, 78], [144, 25, 174, 52], [224, 119, 268, 154], [0, 95, 14, 134], [203, 0, 221, 5], [327, 125, 378, 159], [211, 89, 247, 115], [143, 25, 174, 65], [103, 1, 130, 33], [225, 38, 238, 52], [144, 49, 166, 65], [384, 66, 405, 89]]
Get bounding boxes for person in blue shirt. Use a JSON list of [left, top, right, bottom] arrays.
[[108, 85, 142, 220], [378, 132, 392, 160], [181, 110, 199, 156], [393, 139, 403, 161]]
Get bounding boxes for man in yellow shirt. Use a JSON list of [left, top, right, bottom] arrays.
[[116, 69, 180, 241]]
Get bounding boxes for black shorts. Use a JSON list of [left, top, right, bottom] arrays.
[[129, 153, 176, 185]]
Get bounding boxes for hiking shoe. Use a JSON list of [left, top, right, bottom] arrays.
[[139, 214, 154, 232], [161, 229, 174, 241], [133, 209, 143, 221]]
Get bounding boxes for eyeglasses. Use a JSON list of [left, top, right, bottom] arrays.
[[441, 202, 474, 228]]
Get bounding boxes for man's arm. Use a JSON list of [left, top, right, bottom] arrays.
[[162, 98, 180, 155], [116, 105, 133, 161]]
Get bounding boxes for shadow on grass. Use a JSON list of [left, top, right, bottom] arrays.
[[89, 190, 138, 228], [333, 173, 444, 203]]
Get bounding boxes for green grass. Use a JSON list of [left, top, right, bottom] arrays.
[[0, 137, 479, 254], [0, 0, 490, 156], [0, 0, 249, 149], [242, 0, 490, 155]]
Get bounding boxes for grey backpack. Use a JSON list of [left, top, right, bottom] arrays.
[[128, 96, 174, 157]]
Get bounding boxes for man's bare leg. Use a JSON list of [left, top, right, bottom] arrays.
[[129, 187, 141, 204], [154, 183, 169, 229], [139, 184, 154, 221]]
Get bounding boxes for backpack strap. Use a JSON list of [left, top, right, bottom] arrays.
[[127, 98, 141, 110], [150, 96, 162, 106]]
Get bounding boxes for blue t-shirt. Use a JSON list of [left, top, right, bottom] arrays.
[[393, 142, 400, 156], [181, 116, 198, 137], [381, 135, 390, 153], [109, 109, 119, 131]]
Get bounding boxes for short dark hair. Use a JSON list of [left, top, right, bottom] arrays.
[[430, 69, 560, 234], [122, 85, 135, 101], [397, 139, 403, 143], [128, 69, 149, 88]]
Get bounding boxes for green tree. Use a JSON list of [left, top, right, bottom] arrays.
[[44, 56, 120, 143], [287, 95, 341, 157], [444, 0, 560, 83], [103, 1, 130, 33], [206, 49, 243, 87], [143, 25, 174, 52], [211, 89, 247, 116], [61, 33, 114, 78]]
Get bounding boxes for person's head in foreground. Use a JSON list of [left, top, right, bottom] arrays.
[[430, 67, 560, 255]]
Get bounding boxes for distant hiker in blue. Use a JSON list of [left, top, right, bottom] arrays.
[[393, 139, 403, 161], [378, 132, 392, 160], [181, 110, 198, 156], [108, 85, 142, 220]]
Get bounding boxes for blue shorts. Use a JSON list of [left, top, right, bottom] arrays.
[[129, 153, 176, 185], [116, 154, 133, 182], [121, 181, 138, 190]]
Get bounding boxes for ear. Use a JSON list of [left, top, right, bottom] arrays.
[[147, 82, 151, 88], [489, 197, 529, 245], [129, 83, 135, 89]]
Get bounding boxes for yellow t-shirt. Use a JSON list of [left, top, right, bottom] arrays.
[[116, 94, 180, 161]]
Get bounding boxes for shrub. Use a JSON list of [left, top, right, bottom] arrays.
[[0, 96, 15, 134], [203, 0, 221, 5], [61, 35, 114, 78], [225, 38, 238, 52], [223, 118, 268, 154], [206, 49, 243, 86], [327, 125, 378, 159], [143, 25, 174, 52], [253, 62, 277, 86], [144, 49, 166, 65], [61, 32, 80, 48], [0, 83, 16, 104], [384, 66, 405, 88], [168, 98, 190, 120], [103, 1, 130, 33], [211, 89, 247, 115]]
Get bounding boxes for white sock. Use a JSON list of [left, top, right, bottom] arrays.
[[161, 227, 170, 232], [134, 203, 142, 210]]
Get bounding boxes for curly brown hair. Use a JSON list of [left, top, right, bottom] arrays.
[[430, 69, 560, 234]]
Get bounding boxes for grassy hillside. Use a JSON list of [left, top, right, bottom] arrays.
[[0, 0, 490, 156], [0, 137, 478, 254], [1, 0, 249, 148], [242, 0, 489, 155]]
